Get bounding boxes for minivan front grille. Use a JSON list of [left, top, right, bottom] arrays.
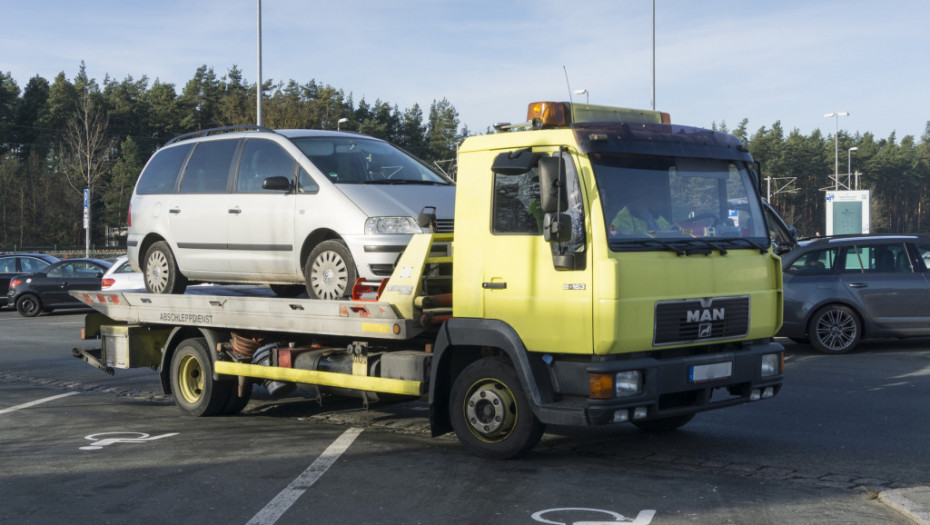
[[653, 296, 750, 346], [434, 219, 454, 233]]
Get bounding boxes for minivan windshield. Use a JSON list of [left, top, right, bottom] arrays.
[[291, 137, 451, 185], [592, 153, 769, 252]]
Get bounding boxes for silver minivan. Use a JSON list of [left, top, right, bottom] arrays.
[[127, 127, 455, 299]]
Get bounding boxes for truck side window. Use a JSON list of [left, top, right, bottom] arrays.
[[492, 171, 542, 235]]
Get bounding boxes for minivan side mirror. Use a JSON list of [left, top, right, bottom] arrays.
[[262, 176, 293, 192]]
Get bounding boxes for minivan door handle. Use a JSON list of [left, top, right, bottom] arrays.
[[228, 206, 242, 214], [169, 207, 181, 214]]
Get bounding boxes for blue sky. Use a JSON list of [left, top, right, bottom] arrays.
[[3, 0, 928, 141]]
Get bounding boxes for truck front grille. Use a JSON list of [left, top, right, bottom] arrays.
[[653, 296, 750, 346]]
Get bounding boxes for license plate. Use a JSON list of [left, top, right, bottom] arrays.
[[689, 362, 732, 383]]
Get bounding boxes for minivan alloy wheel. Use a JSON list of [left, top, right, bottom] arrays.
[[305, 240, 357, 300]]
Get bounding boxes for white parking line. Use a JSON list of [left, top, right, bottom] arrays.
[[0, 391, 79, 415], [246, 427, 363, 525]]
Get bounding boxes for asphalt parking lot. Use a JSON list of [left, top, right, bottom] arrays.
[[2, 308, 929, 524]]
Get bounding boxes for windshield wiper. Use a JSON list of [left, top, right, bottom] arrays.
[[609, 238, 734, 256], [715, 237, 769, 254]]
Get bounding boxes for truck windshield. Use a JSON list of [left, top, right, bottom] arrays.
[[591, 154, 769, 252], [291, 137, 451, 185]]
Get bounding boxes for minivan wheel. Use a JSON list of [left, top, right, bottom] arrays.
[[144, 241, 188, 294], [808, 304, 861, 354], [305, 240, 357, 300]]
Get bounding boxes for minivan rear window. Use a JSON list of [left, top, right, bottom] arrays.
[[135, 144, 194, 194], [180, 140, 239, 194]]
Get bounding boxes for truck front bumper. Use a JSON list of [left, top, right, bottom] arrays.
[[536, 340, 784, 427]]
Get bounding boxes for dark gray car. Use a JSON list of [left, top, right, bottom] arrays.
[[778, 234, 930, 353]]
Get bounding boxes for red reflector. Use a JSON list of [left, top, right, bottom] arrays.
[[96, 294, 107, 303]]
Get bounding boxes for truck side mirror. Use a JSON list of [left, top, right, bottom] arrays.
[[543, 213, 571, 243], [491, 149, 540, 175], [538, 156, 567, 213]]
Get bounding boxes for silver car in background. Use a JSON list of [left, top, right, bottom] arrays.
[[778, 234, 930, 353], [127, 127, 455, 299]]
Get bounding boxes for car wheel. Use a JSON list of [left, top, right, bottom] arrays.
[[808, 304, 861, 354], [270, 284, 305, 298], [305, 240, 357, 300], [16, 294, 42, 317], [144, 241, 188, 294]]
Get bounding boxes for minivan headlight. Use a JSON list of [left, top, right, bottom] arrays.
[[365, 217, 422, 235]]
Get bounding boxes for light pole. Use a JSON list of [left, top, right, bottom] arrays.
[[824, 112, 849, 190], [257, 0, 263, 126], [337, 118, 348, 131], [848, 146, 858, 190], [573, 89, 589, 104]]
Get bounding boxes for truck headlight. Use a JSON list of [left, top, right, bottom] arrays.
[[365, 217, 422, 235], [615, 371, 643, 397], [761, 353, 781, 377]]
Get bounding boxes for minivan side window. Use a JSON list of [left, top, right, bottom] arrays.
[[179, 140, 239, 194], [237, 139, 296, 192], [135, 144, 194, 194]]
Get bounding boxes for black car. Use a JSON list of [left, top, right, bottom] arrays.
[[7, 258, 112, 317], [778, 234, 930, 353], [0, 253, 60, 307]]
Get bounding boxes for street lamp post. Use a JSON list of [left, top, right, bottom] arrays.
[[337, 118, 348, 131], [848, 146, 859, 190], [824, 112, 849, 190]]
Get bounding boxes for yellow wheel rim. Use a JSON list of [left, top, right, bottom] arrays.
[[177, 353, 205, 404]]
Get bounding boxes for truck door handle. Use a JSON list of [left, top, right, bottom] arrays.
[[169, 207, 181, 214], [848, 283, 868, 288], [482, 282, 507, 289], [228, 207, 242, 214]]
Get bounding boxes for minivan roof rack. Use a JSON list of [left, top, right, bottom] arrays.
[[163, 125, 276, 147]]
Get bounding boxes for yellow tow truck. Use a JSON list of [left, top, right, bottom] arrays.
[[73, 101, 784, 459]]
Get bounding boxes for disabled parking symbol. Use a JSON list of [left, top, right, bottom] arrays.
[[531, 507, 656, 525], [80, 431, 179, 451]]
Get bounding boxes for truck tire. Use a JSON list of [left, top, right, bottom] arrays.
[[449, 357, 544, 459], [222, 383, 252, 415], [144, 241, 188, 294], [170, 337, 231, 416], [305, 240, 357, 300], [15, 294, 43, 317], [808, 304, 861, 354], [632, 414, 695, 432]]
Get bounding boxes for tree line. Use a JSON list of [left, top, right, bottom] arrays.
[[0, 63, 467, 250], [1, 62, 928, 250], [718, 119, 930, 237]]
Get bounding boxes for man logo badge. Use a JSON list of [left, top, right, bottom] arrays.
[[698, 323, 713, 338]]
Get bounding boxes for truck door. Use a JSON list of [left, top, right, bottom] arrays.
[[481, 150, 593, 355]]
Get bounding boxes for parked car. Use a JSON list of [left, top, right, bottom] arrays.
[[778, 234, 930, 353], [101, 255, 145, 291], [7, 258, 112, 317], [128, 126, 455, 299], [0, 253, 60, 307]]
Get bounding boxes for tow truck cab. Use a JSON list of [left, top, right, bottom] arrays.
[[430, 101, 783, 439]]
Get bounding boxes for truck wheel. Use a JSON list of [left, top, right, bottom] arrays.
[[305, 240, 357, 300], [632, 414, 695, 432], [222, 383, 252, 415], [144, 241, 188, 294], [170, 338, 231, 417], [449, 357, 544, 459], [808, 304, 860, 354], [16, 294, 42, 317]]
